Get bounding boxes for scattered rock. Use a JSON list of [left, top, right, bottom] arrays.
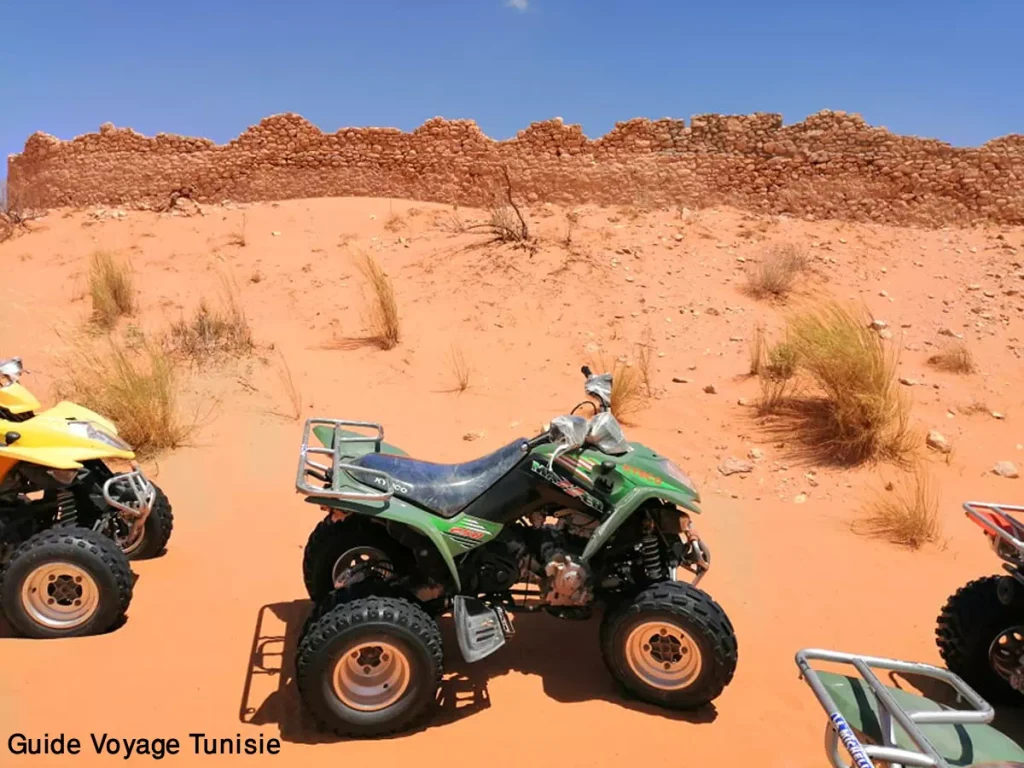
[[871, 319, 888, 330], [672, 376, 690, 384], [899, 377, 917, 386], [718, 457, 754, 476], [926, 430, 951, 454], [463, 431, 484, 442], [271, 230, 281, 237], [878, 329, 893, 340], [993, 461, 1019, 479], [991, 411, 1005, 420], [748, 448, 764, 460], [703, 384, 717, 394], [794, 493, 808, 504]]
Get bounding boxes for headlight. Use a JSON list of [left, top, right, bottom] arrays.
[[659, 458, 698, 496], [67, 421, 132, 451]]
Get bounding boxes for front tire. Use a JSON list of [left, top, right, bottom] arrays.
[[0, 526, 134, 639], [601, 582, 738, 709], [296, 596, 443, 737], [936, 575, 1024, 704], [123, 484, 173, 561]]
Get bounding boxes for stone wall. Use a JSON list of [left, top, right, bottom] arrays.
[[7, 110, 1024, 226]]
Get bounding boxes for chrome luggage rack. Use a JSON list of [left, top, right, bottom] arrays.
[[796, 649, 995, 768], [963, 501, 1024, 576], [295, 418, 396, 502]]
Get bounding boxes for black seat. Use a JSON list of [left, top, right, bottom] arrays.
[[351, 439, 529, 518]]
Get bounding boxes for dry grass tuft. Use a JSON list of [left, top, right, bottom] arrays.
[[167, 274, 253, 361], [927, 341, 976, 374], [54, 337, 195, 458], [745, 243, 809, 300], [437, 204, 466, 234], [448, 343, 472, 393], [784, 301, 914, 464], [88, 251, 136, 329], [588, 353, 647, 423], [274, 349, 303, 420], [357, 253, 400, 350], [230, 212, 248, 247], [749, 323, 767, 375], [756, 338, 800, 413], [635, 328, 655, 398], [564, 210, 580, 248], [384, 211, 405, 233], [856, 463, 941, 549]]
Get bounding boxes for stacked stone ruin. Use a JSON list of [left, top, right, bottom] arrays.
[[7, 110, 1023, 226]]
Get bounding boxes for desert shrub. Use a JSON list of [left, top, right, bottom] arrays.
[[786, 302, 912, 464], [745, 243, 809, 300], [857, 464, 940, 549], [167, 275, 253, 361], [358, 253, 400, 350], [927, 341, 976, 374], [54, 337, 193, 457], [88, 251, 136, 328], [384, 211, 405, 233], [448, 343, 471, 392]]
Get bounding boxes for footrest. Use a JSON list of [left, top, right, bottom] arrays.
[[453, 596, 512, 663]]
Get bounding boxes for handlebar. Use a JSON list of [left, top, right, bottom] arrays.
[[581, 365, 593, 378]]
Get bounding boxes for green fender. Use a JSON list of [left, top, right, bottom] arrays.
[[581, 485, 701, 562], [304, 496, 505, 592]]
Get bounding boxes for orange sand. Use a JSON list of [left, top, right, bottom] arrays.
[[1, 198, 1022, 766]]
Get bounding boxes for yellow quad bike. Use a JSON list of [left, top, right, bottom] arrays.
[[0, 357, 173, 639]]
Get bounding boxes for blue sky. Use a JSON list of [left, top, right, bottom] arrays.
[[2, 0, 1021, 178]]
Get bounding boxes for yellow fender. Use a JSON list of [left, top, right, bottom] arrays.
[[0, 401, 135, 473]]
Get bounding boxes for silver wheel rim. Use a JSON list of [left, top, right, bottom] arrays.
[[989, 625, 1024, 684], [20, 562, 101, 630], [332, 640, 411, 712], [624, 620, 703, 691], [331, 546, 391, 590]]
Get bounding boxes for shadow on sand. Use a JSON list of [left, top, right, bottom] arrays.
[[239, 599, 718, 744]]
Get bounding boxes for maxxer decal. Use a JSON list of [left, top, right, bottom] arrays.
[[530, 460, 605, 513]]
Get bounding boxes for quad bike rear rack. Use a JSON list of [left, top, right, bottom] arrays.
[[796, 649, 995, 768], [295, 418, 397, 502], [963, 502, 1024, 578]]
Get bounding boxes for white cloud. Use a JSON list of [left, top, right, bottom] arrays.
[[505, 0, 528, 10]]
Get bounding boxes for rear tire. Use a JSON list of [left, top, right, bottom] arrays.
[[936, 575, 1024, 704], [123, 484, 173, 561], [601, 582, 738, 709], [296, 595, 442, 737], [0, 526, 134, 639], [302, 517, 400, 604]]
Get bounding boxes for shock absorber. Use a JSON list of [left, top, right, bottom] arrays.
[[640, 534, 665, 581], [53, 489, 78, 527]]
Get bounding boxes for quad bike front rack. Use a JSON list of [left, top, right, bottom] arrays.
[[796, 649, 995, 768], [102, 467, 157, 541], [963, 502, 1024, 579], [295, 418, 397, 502]]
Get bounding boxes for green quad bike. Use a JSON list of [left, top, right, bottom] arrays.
[[293, 366, 738, 737], [797, 648, 1024, 767], [936, 502, 1024, 706]]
